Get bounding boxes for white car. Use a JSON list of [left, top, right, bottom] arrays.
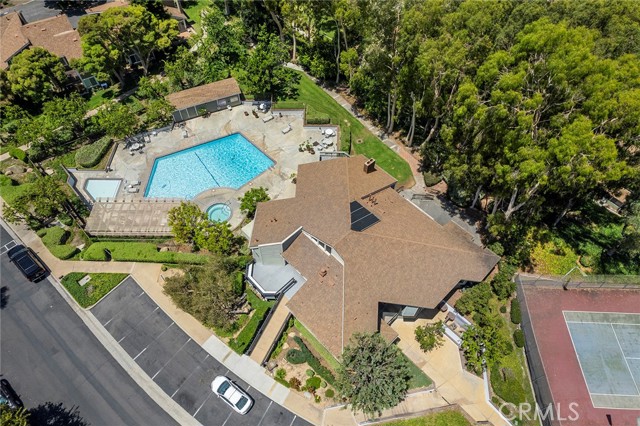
[[211, 376, 253, 415]]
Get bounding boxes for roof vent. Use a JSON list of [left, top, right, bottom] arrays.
[[364, 158, 375, 173], [319, 267, 327, 277]]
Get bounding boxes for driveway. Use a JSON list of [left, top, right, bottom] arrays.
[[0, 224, 177, 426], [91, 277, 311, 426]]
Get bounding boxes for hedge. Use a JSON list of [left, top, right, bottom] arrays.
[[9, 147, 27, 162], [513, 329, 525, 348], [48, 244, 79, 260], [228, 302, 271, 354], [82, 242, 208, 264], [0, 175, 14, 186], [75, 137, 112, 168], [292, 336, 336, 386], [61, 272, 128, 308], [286, 348, 306, 364], [510, 299, 522, 325]]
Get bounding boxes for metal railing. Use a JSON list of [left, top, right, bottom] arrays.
[[245, 292, 285, 357]]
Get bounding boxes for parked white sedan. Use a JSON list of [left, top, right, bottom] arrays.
[[211, 376, 253, 415]]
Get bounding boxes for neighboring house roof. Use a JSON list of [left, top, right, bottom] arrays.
[[0, 12, 29, 69], [20, 15, 82, 62], [0, 12, 82, 69], [165, 6, 187, 20], [165, 78, 242, 110], [86, 0, 128, 14], [251, 156, 500, 356]]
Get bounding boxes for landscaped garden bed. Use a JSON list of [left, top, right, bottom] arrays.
[[61, 272, 129, 308]]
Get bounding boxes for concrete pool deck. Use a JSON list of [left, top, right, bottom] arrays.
[[77, 104, 337, 235]]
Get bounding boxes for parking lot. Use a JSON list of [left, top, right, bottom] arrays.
[[91, 277, 310, 426]]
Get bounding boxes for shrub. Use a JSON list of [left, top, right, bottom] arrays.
[[414, 320, 444, 352], [239, 187, 270, 219], [228, 302, 271, 354], [455, 281, 492, 315], [491, 262, 517, 300], [9, 147, 27, 162], [500, 305, 507, 314], [510, 299, 522, 325], [48, 244, 79, 260], [325, 388, 335, 398], [82, 242, 207, 264], [314, 394, 321, 403], [306, 116, 331, 125], [422, 171, 441, 187], [293, 336, 336, 386], [306, 376, 321, 390], [286, 348, 306, 364], [306, 369, 315, 377], [233, 271, 244, 296], [288, 377, 301, 390], [275, 368, 287, 380], [75, 137, 112, 168], [0, 175, 15, 186], [513, 329, 525, 348], [488, 241, 505, 256], [41, 227, 69, 246], [58, 213, 74, 226]]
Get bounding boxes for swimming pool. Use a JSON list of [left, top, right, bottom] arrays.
[[207, 203, 232, 222], [144, 133, 274, 199], [85, 179, 121, 201]]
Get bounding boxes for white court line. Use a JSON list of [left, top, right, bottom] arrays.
[[627, 357, 640, 360], [563, 312, 598, 408], [152, 337, 192, 379], [170, 365, 201, 398], [566, 320, 640, 326], [256, 400, 273, 426], [288, 415, 297, 426], [591, 392, 640, 397], [611, 324, 640, 396], [193, 391, 213, 417], [220, 412, 232, 426]]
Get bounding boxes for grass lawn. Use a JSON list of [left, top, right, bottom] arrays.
[[380, 410, 470, 426], [0, 181, 32, 205], [400, 352, 433, 389], [283, 72, 413, 186], [82, 241, 208, 264], [86, 88, 119, 110], [62, 272, 129, 308], [294, 318, 341, 371], [183, 0, 208, 33]]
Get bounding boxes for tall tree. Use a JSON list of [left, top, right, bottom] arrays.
[[96, 103, 138, 140], [6, 48, 68, 105], [337, 333, 411, 418], [239, 27, 298, 100], [3, 176, 67, 227]]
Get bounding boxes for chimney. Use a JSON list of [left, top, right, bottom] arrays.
[[318, 267, 327, 278], [364, 158, 376, 174]]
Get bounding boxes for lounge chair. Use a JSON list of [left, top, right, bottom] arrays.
[[127, 181, 141, 186], [262, 114, 275, 123], [281, 125, 292, 134], [127, 187, 139, 193]]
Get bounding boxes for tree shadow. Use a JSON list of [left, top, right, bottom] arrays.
[[0, 286, 8, 309], [28, 402, 89, 426]]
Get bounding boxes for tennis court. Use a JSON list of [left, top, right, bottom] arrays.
[[564, 311, 640, 410]]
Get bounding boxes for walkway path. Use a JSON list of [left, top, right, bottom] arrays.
[[391, 318, 510, 426], [0, 144, 29, 162], [249, 295, 291, 364]]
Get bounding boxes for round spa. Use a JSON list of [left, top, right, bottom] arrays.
[[207, 203, 232, 222]]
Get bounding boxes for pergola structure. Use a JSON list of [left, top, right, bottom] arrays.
[[85, 199, 182, 236]]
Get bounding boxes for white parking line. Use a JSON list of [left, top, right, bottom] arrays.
[[152, 338, 191, 379], [256, 401, 273, 426], [193, 391, 213, 417], [220, 412, 232, 426], [288, 415, 297, 426], [113, 306, 162, 341], [0, 240, 16, 255], [170, 365, 201, 398], [133, 347, 147, 360]]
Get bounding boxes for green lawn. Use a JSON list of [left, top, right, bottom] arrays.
[[183, 0, 208, 33], [380, 410, 470, 426], [400, 352, 433, 390], [282, 72, 413, 185], [82, 241, 208, 264], [61, 272, 129, 308], [86, 88, 119, 110], [294, 318, 341, 371]]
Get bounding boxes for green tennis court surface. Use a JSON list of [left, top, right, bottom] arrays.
[[564, 311, 640, 409]]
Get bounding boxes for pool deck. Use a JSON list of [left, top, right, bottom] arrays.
[[78, 104, 336, 235]]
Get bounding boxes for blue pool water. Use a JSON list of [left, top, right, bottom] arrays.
[[144, 134, 274, 199], [85, 179, 121, 200], [207, 203, 232, 222]]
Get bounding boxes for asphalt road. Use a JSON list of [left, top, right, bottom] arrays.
[[92, 278, 312, 426], [1, 0, 95, 28], [0, 224, 177, 426]]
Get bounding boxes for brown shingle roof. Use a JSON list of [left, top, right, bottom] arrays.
[[86, 0, 128, 14], [166, 78, 242, 110], [165, 6, 187, 20], [21, 15, 82, 62], [253, 156, 499, 357], [0, 12, 29, 69]]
